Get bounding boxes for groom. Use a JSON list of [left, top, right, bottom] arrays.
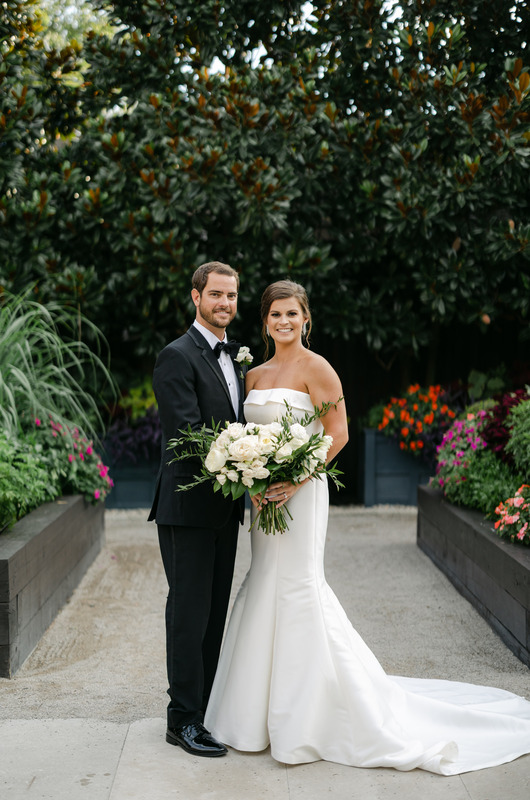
[[149, 261, 247, 757]]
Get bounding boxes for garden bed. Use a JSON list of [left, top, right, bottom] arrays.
[[417, 484, 530, 667], [360, 428, 433, 506], [0, 496, 105, 677]]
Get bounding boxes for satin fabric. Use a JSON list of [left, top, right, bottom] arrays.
[[205, 388, 530, 774]]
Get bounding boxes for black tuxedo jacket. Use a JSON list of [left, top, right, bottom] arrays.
[[148, 326, 246, 528]]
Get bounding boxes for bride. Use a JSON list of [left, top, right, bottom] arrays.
[[204, 279, 530, 775]]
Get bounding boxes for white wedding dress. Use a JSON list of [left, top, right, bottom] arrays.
[[205, 388, 530, 775]]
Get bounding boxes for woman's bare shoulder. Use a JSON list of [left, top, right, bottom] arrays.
[[245, 362, 269, 391]]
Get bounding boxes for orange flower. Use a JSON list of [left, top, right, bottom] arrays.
[[401, 427, 409, 437]]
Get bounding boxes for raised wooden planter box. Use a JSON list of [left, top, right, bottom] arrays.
[[0, 496, 105, 677], [360, 428, 433, 506], [417, 484, 530, 667], [105, 461, 158, 509]]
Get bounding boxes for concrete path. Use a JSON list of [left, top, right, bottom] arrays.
[[1, 506, 529, 799]]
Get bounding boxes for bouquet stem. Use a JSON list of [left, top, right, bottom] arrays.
[[250, 501, 294, 535]]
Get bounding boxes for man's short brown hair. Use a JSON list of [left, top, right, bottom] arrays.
[[191, 261, 239, 293]]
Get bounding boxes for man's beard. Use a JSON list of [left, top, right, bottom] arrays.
[[198, 303, 236, 330]]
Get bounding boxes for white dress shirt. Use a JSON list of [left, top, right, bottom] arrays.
[[193, 321, 239, 415]]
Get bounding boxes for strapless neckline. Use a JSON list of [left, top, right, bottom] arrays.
[[246, 387, 310, 397]]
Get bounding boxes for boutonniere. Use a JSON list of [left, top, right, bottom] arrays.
[[235, 346, 253, 378]]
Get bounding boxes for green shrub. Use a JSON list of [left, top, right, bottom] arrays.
[[0, 419, 114, 532], [28, 418, 114, 504], [505, 398, 530, 478], [0, 434, 59, 531], [431, 410, 523, 516], [0, 291, 116, 442]]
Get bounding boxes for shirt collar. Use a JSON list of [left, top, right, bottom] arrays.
[[193, 320, 226, 351]]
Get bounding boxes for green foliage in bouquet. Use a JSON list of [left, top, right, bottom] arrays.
[[168, 401, 343, 535]]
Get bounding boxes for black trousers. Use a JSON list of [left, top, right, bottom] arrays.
[[157, 509, 239, 729]]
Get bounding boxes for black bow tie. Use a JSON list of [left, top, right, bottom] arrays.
[[214, 340, 240, 359]]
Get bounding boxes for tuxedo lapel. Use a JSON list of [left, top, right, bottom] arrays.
[[185, 327, 235, 413]]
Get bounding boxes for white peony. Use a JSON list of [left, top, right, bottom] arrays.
[[226, 469, 239, 482], [216, 473, 227, 485]]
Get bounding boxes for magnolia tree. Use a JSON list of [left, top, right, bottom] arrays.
[[1, 0, 529, 385]]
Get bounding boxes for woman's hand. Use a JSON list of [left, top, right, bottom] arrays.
[[251, 480, 303, 511]]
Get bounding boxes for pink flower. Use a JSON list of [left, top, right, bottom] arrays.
[[86, 446, 93, 456], [35, 418, 41, 426], [79, 452, 84, 461], [513, 496, 525, 508], [99, 465, 109, 478], [94, 489, 101, 500], [68, 454, 75, 463]]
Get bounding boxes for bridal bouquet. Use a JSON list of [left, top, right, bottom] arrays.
[[168, 401, 343, 534]]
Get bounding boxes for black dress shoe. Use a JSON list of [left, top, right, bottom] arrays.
[[166, 722, 228, 757]]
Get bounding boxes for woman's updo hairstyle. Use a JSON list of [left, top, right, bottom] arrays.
[[260, 280, 312, 360]]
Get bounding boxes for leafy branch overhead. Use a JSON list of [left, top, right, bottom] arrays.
[[0, 0, 529, 376]]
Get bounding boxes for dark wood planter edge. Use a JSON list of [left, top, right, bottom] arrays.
[[417, 484, 530, 667], [0, 495, 105, 678]]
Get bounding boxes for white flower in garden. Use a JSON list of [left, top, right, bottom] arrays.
[[205, 445, 228, 472]]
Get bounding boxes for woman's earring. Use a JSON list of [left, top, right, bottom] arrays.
[[266, 325, 270, 336], [302, 323, 308, 336]]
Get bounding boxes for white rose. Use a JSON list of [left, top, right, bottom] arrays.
[[216, 473, 227, 486], [289, 437, 307, 452], [274, 441, 295, 462], [228, 435, 260, 462], [289, 423, 309, 442], [312, 435, 333, 464], [241, 474, 254, 487], [266, 422, 283, 437], [257, 431, 278, 455], [235, 346, 253, 364], [225, 422, 245, 438], [205, 445, 228, 472], [226, 470, 239, 482]]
